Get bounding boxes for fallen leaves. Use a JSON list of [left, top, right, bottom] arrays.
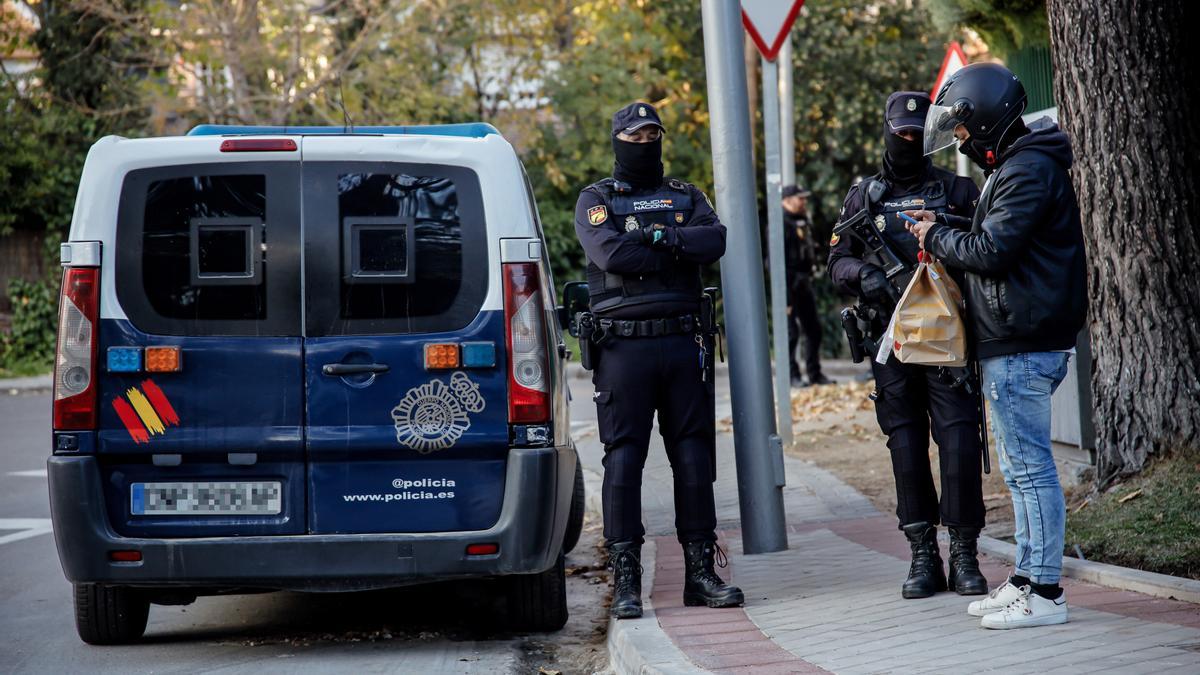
[[790, 380, 875, 422], [1117, 488, 1143, 504]]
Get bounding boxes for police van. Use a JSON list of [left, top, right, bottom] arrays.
[[48, 124, 584, 644]]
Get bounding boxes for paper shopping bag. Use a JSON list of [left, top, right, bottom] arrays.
[[890, 256, 968, 367]]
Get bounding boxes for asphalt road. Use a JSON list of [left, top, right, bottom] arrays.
[[0, 386, 605, 674]]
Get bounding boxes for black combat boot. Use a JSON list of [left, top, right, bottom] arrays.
[[901, 521, 948, 599], [682, 541, 744, 608], [948, 526, 989, 595], [608, 542, 643, 619]]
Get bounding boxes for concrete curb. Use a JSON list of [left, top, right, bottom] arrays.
[[0, 374, 53, 392], [978, 535, 1200, 604], [604, 540, 708, 675]]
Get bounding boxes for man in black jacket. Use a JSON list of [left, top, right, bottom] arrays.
[[907, 63, 1088, 630], [829, 92, 988, 600]]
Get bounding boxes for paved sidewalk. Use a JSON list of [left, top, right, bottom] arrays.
[[573, 373, 1200, 674]]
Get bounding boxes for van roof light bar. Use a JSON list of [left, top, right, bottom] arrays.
[[190, 123, 500, 139]]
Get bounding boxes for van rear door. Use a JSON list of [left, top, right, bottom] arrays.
[[101, 152, 305, 537], [300, 138, 509, 534]]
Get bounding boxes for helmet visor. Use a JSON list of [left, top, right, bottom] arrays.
[[923, 103, 961, 156]]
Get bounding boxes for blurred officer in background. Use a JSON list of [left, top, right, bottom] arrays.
[[573, 101, 743, 619], [828, 91, 988, 600], [781, 184, 832, 387]]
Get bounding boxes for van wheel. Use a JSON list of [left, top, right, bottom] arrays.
[[506, 553, 568, 632], [562, 458, 585, 554], [74, 583, 150, 645]]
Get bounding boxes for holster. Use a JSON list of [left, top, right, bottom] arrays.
[[842, 304, 883, 364], [577, 312, 599, 371]]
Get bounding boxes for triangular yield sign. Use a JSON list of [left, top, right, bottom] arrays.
[[932, 41, 969, 99], [741, 0, 805, 62]]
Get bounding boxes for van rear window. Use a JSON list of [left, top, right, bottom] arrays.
[[116, 163, 302, 336], [303, 163, 487, 336]]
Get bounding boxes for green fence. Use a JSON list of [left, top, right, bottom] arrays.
[[1008, 44, 1056, 113]]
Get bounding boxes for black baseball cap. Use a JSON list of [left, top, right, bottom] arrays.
[[782, 184, 811, 198], [886, 91, 932, 133], [612, 101, 666, 136]]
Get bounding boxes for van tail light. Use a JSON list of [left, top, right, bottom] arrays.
[[503, 262, 550, 424], [54, 267, 101, 429]]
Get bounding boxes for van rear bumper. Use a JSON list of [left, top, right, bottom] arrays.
[[48, 447, 575, 591]]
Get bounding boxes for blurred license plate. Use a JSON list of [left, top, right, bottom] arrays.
[[131, 481, 282, 516]]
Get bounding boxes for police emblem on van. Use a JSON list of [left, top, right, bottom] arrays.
[[391, 372, 486, 454]]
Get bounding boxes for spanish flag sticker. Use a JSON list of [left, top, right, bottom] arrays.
[[588, 205, 608, 225], [830, 233, 841, 246]]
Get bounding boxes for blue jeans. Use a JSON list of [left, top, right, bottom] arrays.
[[981, 352, 1071, 584]]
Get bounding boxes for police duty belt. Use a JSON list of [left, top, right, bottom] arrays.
[[596, 314, 700, 340]]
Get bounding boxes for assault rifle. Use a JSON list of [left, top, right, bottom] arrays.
[[831, 180, 911, 282]]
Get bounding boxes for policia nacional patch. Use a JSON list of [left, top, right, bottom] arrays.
[[588, 205, 608, 225]]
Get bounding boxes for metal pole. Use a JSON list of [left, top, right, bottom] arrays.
[[779, 37, 796, 187], [957, 152, 970, 178], [700, 0, 788, 554], [763, 56, 793, 447]]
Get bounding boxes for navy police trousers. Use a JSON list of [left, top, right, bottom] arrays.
[[870, 356, 986, 529], [592, 332, 717, 546]]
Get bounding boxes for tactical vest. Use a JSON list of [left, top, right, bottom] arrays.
[[864, 176, 951, 287], [585, 177, 704, 315]]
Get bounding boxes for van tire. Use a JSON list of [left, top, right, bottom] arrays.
[[74, 583, 150, 645], [562, 458, 585, 554], [506, 553, 568, 632]]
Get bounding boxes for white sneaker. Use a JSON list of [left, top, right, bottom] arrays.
[[980, 586, 1069, 629], [967, 580, 1024, 616]]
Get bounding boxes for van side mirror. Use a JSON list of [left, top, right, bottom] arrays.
[[558, 281, 590, 336]]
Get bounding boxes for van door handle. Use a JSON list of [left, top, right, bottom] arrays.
[[322, 363, 390, 376]]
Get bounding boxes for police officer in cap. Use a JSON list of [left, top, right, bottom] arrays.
[[780, 184, 831, 387], [828, 91, 988, 599], [574, 101, 742, 619]]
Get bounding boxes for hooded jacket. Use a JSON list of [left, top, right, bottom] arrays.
[[924, 118, 1088, 359]]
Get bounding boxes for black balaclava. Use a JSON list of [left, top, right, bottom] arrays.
[[881, 125, 930, 188], [960, 118, 1030, 171], [612, 136, 664, 189]]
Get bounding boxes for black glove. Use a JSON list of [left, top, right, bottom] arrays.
[[859, 264, 899, 307], [624, 224, 672, 248]]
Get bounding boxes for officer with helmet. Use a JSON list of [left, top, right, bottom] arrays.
[[573, 101, 743, 619], [828, 91, 989, 600], [906, 63, 1088, 629]]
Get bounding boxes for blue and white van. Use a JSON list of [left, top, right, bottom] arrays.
[[47, 124, 583, 644]]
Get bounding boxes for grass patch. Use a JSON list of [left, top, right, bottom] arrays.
[[1066, 450, 1200, 580], [0, 357, 52, 379]]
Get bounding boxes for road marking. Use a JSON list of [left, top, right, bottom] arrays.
[[7, 469, 47, 478], [0, 518, 53, 545]]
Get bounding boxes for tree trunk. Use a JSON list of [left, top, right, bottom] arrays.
[[1046, 0, 1200, 484]]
